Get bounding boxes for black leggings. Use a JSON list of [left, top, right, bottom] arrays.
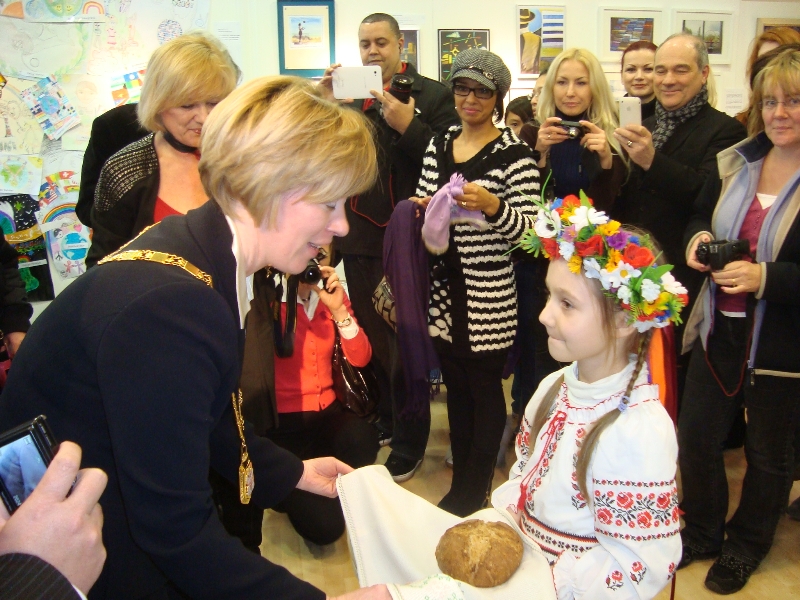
[[267, 401, 379, 544]]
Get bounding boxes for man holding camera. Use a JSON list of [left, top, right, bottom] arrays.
[[320, 13, 457, 482]]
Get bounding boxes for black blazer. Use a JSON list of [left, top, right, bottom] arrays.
[[0, 554, 80, 600], [0, 202, 324, 600]]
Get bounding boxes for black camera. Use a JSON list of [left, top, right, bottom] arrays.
[[387, 74, 414, 104], [0, 415, 57, 514], [299, 258, 322, 285], [695, 239, 750, 271], [559, 120, 586, 140]]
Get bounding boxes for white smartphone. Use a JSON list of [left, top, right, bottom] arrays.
[[332, 66, 383, 99], [618, 97, 642, 128]]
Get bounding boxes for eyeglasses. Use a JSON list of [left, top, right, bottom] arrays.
[[453, 83, 495, 99], [530, 88, 544, 98], [759, 97, 800, 111]]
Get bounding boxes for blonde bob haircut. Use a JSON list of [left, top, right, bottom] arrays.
[[137, 31, 239, 132], [748, 48, 800, 137], [537, 48, 627, 169], [199, 76, 378, 226]]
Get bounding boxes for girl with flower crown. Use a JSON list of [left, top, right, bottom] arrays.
[[335, 197, 685, 600]]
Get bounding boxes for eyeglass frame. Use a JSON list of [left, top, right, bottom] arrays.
[[758, 97, 800, 111], [452, 82, 496, 100]]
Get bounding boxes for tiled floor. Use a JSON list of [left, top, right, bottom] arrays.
[[260, 389, 800, 599]]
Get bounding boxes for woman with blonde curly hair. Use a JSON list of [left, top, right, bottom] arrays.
[[521, 47, 627, 212]]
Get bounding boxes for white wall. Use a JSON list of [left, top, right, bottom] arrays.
[[209, 0, 800, 109]]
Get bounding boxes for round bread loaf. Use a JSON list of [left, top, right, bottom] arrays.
[[435, 519, 523, 587]]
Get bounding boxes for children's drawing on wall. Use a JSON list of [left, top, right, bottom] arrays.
[[0, 0, 23, 18], [0, 193, 54, 300], [0, 77, 44, 156], [0, 155, 43, 196], [23, 0, 106, 22], [518, 6, 565, 77], [59, 75, 113, 150], [0, 19, 91, 79], [438, 29, 490, 83], [110, 68, 145, 106], [20, 76, 80, 141], [289, 16, 323, 47], [87, 13, 146, 75], [37, 202, 87, 279]]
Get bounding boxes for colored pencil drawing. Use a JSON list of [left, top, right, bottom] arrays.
[[0, 19, 91, 79], [23, 0, 106, 22]]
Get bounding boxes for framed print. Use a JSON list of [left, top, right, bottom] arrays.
[[674, 11, 733, 64], [517, 6, 566, 78], [400, 29, 420, 73], [277, 0, 335, 77], [438, 29, 490, 83], [756, 18, 800, 37], [599, 8, 664, 62]]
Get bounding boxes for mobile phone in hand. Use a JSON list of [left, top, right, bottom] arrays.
[[0, 416, 57, 514], [618, 97, 642, 128]]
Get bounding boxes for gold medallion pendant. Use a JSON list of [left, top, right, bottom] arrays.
[[232, 390, 254, 504]]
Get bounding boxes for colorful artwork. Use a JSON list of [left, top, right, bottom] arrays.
[[110, 69, 145, 106], [289, 15, 323, 47], [1, 193, 55, 300], [20, 76, 80, 141], [0, 81, 44, 155], [38, 169, 80, 207], [0, 155, 43, 195], [0, 0, 24, 18], [438, 29, 490, 83], [59, 74, 113, 150], [400, 30, 419, 73], [0, 19, 91, 79], [609, 17, 655, 52], [37, 202, 88, 279], [23, 0, 106, 22], [518, 7, 565, 77]]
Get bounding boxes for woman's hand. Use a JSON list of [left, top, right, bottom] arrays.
[[297, 457, 353, 498], [329, 584, 392, 600], [580, 121, 612, 169], [409, 196, 431, 209], [455, 183, 500, 218], [317, 64, 353, 104], [535, 117, 569, 157], [314, 266, 345, 316], [712, 261, 762, 294], [687, 234, 713, 273], [613, 124, 655, 170]]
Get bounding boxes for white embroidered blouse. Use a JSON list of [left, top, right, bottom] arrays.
[[491, 360, 681, 600]]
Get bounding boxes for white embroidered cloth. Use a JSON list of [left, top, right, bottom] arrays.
[[338, 465, 557, 600]]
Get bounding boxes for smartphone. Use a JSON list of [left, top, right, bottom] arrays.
[[332, 66, 383, 99], [618, 97, 642, 128], [0, 415, 57, 514]]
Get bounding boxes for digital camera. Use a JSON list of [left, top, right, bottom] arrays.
[[695, 239, 750, 271], [299, 258, 322, 285], [559, 120, 586, 140]]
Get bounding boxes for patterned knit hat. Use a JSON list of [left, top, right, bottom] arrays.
[[450, 48, 511, 96]]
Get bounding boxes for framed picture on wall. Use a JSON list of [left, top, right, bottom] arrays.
[[517, 5, 566, 78], [598, 8, 664, 62], [673, 11, 733, 64], [400, 29, 420, 73], [756, 18, 800, 37], [276, 0, 335, 77], [438, 29, 490, 83]]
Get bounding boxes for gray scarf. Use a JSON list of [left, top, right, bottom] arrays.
[[652, 85, 708, 150]]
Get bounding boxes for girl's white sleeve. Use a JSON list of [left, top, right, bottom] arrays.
[[551, 403, 681, 600]]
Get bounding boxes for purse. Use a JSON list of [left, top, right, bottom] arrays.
[[331, 328, 379, 417], [371, 276, 397, 332]]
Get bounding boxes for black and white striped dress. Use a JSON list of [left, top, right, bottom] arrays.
[[416, 126, 540, 355]]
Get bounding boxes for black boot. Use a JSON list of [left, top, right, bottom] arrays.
[[438, 436, 470, 514], [439, 448, 495, 517]]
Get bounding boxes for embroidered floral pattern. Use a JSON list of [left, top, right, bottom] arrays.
[[630, 561, 647, 584], [605, 570, 624, 591], [593, 481, 681, 541], [570, 427, 587, 510], [521, 512, 598, 563]]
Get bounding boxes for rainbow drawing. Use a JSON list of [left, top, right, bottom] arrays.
[[82, 1, 104, 15]]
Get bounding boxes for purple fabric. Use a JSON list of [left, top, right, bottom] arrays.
[[384, 200, 440, 419], [421, 173, 485, 255]]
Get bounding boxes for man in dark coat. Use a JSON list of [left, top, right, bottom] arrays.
[[320, 13, 458, 482]]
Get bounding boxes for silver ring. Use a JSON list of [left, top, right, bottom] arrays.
[[547, 133, 551, 139], [461, 201, 467, 208], [627, 140, 633, 147]]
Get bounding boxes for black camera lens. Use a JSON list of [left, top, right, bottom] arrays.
[[388, 74, 413, 103], [299, 259, 322, 285]]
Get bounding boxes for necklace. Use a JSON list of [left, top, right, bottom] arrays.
[[232, 389, 254, 504], [163, 129, 199, 155]]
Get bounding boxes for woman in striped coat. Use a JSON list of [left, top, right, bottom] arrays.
[[412, 49, 539, 516]]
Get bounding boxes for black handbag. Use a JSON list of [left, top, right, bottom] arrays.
[[331, 328, 379, 417]]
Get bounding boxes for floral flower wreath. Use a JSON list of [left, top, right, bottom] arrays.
[[519, 192, 688, 332]]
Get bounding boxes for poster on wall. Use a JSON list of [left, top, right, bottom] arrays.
[[277, 0, 335, 77], [756, 18, 800, 37], [438, 29, 490, 83], [400, 30, 420, 74], [674, 11, 733, 65], [517, 6, 565, 78], [598, 8, 664, 62]]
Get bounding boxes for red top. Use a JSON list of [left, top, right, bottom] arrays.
[[153, 197, 181, 223], [274, 293, 372, 413], [716, 194, 770, 314]]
